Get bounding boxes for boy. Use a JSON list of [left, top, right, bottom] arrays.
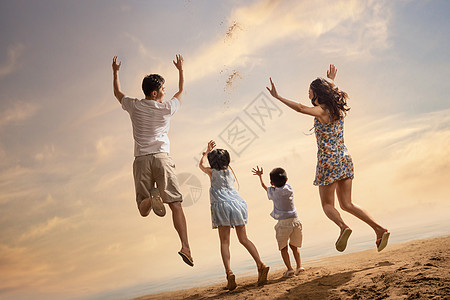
[[252, 166, 304, 277], [112, 55, 193, 267]]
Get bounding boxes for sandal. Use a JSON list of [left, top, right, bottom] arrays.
[[257, 265, 270, 285], [335, 228, 352, 252], [295, 267, 305, 275], [282, 270, 294, 278], [150, 187, 166, 217], [178, 251, 194, 267], [376, 230, 390, 252]]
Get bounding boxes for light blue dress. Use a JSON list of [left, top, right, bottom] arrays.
[[209, 169, 248, 229]]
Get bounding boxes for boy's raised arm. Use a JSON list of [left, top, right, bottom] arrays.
[[173, 54, 184, 103], [112, 56, 125, 103], [252, 166, 268, 191]]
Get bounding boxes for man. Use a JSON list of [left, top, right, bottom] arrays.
[[112, 54, 193, 266]]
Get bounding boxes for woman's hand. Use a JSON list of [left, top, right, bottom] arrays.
[[266, 78, 279, 99], [327, 64, 337, 81]]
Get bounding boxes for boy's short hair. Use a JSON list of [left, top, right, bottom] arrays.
[[270, 167, 287, 188], [142, 74, 165, 96]]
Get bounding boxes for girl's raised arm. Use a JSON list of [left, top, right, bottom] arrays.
[[198, 140, 215, 178]]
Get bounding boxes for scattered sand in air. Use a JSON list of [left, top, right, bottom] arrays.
[[220, 21, 244, 109], [221, 70, 243, 108], [224, 21, 243, 42], [225, 70, 242, 91]]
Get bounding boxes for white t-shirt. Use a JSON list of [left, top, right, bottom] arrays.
[[121, 96, 180, 156], [267, 183, 298, 220]]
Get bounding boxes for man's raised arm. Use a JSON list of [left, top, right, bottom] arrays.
[[112, 56, 125, 103], [172, 54, 184, 103]]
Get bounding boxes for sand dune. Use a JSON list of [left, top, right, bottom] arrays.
[[134, 236, 450, 299]]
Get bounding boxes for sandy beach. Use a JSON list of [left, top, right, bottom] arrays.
[[134, 236, 449, 300]]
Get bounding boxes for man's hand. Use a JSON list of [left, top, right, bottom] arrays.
[[112, 56, 125, 103], [266, 78, 279, 99], [173, 54, 184, 71], [173, 54, 184, 102], [252, 166, 264, 177], [327, 64, 337, 81], [112, 56, 121, 72]]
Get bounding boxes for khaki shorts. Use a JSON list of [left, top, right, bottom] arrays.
[[133, 153, 183, 208], [274, 217, 303, 250]]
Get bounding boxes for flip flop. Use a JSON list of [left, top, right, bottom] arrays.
[[377, 231, 390, 252], [335, 228, 352, 252], [282, 270, 294, 278], [226, 273, 237, 291], [295, 267, 305, 275], [178, 251, 194, 267], [257, 266, 270, 286], [150, 187, 166, 217], [139, 198, 152, 217]]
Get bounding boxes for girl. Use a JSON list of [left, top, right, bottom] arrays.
[[199, 140, 269, 290], [266, 65, 389, 252]]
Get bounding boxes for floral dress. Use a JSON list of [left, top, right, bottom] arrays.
[[313, 116, 354, 186], [209, 169, 248, 229]]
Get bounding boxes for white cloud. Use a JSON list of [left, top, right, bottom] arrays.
[[18, 216, 69, 241], [123, 32, 160, 60], [61, 97, 119, 132], [34, 144, 56, 162], [184, 0, 391, 83], [315, 0, 391, 58], [95, 135, 118, 159], [0, 102, 39, 128], [115, 1, 393, 102], [0, 44, 24, 79]]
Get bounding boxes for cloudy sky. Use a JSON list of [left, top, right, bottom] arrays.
[[0, 0, 449, 299]]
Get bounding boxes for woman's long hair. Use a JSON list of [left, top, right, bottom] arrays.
[[310, 78, 350, 121]]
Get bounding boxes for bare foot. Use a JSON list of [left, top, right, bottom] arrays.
[[180, 247, 191, 257], [375, 227, 388, 241]]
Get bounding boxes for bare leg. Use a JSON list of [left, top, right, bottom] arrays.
[[235, 225, 269, 284], [218, 226, 232, 275], [318, 182, 349, 231], [235, 225, 265, 268], [336, 178, 387, 239], [168, 202, 191, 257], [280, 246, 293, 271], [289, 244, 301, 270]]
